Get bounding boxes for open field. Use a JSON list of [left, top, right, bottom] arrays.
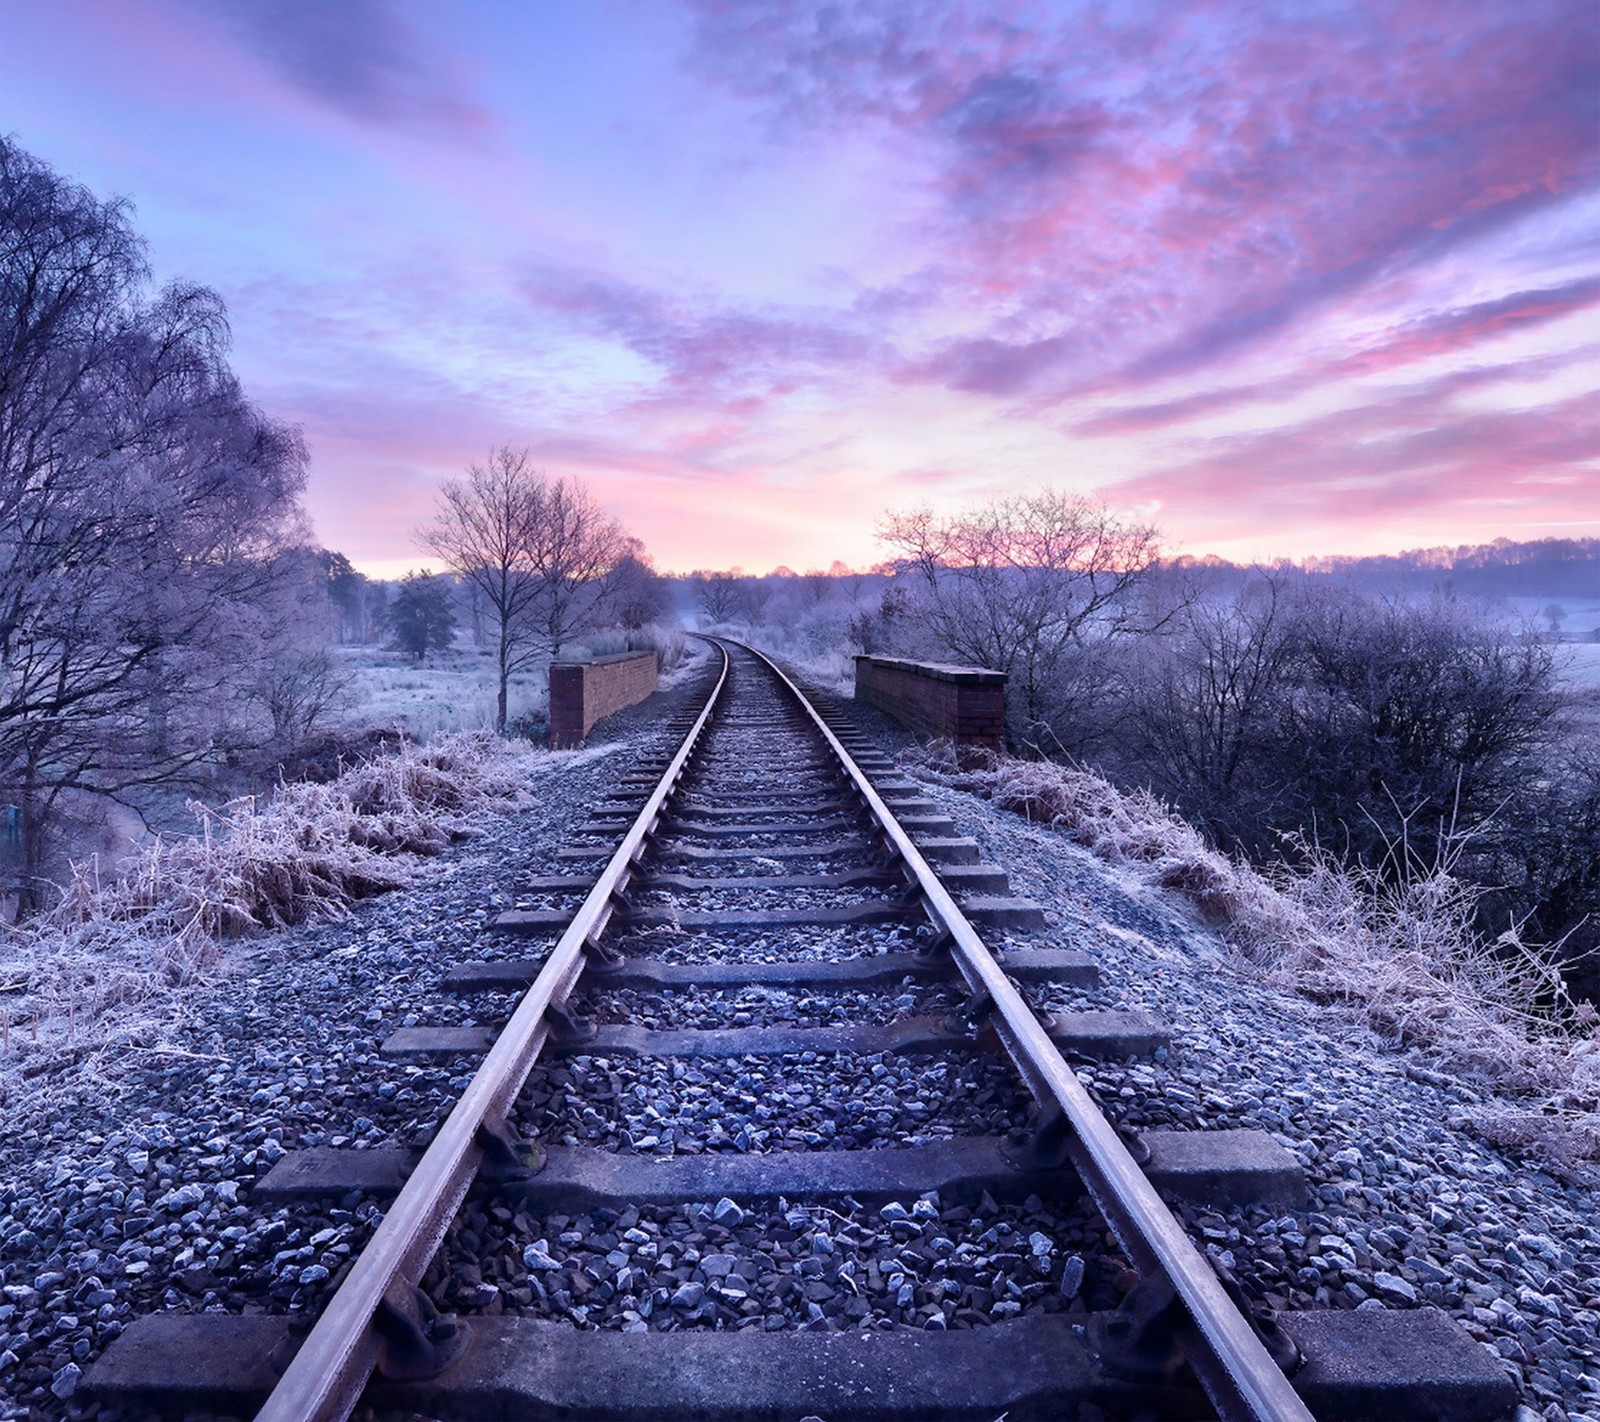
[[330, 628, 694, 740], [1501, 594, 1600, 651], [331, 643, 549, 738], [1560, 640, 1600, 690]]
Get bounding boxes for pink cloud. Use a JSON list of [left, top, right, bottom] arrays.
[[1104, 387, 1599, 543], [897, 332, 1073, 396], [22, 0, 1591, 575], [689, 0, 1600, 395], [1075, 286, 1600, 437], [1338, 278, 1600, 375], [517, 262, 880, 402], [1074, 379, 1293, 437]]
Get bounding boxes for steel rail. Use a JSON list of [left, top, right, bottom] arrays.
[[255, 640, 731, 1422], [742, 641, 1315, 1422]]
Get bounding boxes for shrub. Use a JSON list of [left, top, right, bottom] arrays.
[[264, 724, 410, 784], [584, 624, 688, 672]]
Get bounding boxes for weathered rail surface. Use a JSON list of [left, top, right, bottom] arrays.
[[90, 638, 1518, 1421]]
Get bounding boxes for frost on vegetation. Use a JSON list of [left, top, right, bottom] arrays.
[[0, 732, 539, 1089], [747, 637, 856, 697], [903, 740, 1600, 1184]]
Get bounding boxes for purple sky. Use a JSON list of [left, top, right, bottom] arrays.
[[7, 0, 1597, 576]]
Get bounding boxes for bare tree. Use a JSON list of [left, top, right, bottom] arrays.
[[1121, 570, 1299, 851], [418, 448, 629, 730], [523, 475, 629, 657], [251, 647, 350, 754], [1, 137, 310, 909], [1277, 590, 1562, 867], [609, 542, 671, 629], [1111, 577, 1568, 871], [880, 491, 1160, 735], [690, 569, 739, 623], [417, 447, 547, 732]]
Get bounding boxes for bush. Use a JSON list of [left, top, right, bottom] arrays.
[[259, 724, 410, 784], [583, 624, 687, 672], [1117, 582, 1563, 863], [1098, 579, 1600, 998]]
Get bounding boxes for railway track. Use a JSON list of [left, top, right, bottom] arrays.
[[91, 638, 1517, 1421]]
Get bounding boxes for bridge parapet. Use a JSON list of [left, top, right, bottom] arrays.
[[854, 655, 1006, 750], [549, 651, 658, 749]]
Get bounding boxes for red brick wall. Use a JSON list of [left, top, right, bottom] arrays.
[[854, 656, 1006, 749], [549, 651, 659, 749]]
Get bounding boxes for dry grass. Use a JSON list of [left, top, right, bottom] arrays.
[[0, 732, 539, 1099], [903, 740, 1600, 1183]]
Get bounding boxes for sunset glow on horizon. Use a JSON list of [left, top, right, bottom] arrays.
[[7, 0, 1596, 577]]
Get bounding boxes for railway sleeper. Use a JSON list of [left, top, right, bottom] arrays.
[[572, 814, 873, 837], [440, 947, 1102, 994], [638, 781, 920, 803], [654, 815, 873, 837], [251, 1130, 1302, 1213], [380, 1009, 1168, 1063], [556, 834, 985, 864], [494, 897, 1046, 933], [518, 867, 966, 893], [89, 1303, 1518, 1421], [96, 643, 1526, 1422], [643, 864, 1009, 893], [641, 798, 868, 817]]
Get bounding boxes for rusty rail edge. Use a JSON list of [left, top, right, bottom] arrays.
[[740, 641, 1315, 1422], [254, 640, 731, 1422]]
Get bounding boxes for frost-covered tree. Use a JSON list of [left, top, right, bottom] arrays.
[[0, 137, 308, 910], [691, 569, 742, 623], [522, 474, 631, 657], [418, 447, 630, 730], [880, 491, 1160, 736], [609, 543, 670, 630]]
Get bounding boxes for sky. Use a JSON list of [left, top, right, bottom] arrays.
[[5, 0, 1597, 578]]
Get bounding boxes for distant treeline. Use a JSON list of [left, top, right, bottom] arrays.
[[672, 535, 1600, 608], [1173, 536, 1600, 601]]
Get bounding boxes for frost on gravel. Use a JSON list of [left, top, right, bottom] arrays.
[[518, 1049, 1031, 1154], [430, 1190, 1130, 1334], [877, 734, 1599, 1417]]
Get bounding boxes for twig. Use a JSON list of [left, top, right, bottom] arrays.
[[135, 1044, 231, 1062]]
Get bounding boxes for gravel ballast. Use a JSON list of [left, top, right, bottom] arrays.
[[831, 739, 1600, 1417], [425, 1189, 1130, 1334], [0, 659, 715, 1420]]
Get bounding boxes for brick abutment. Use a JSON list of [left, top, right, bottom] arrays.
[[854, 655, 1007, 750], [549, 650, 659, 749]]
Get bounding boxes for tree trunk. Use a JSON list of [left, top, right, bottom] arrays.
[[14, 756, 44, 920], [497, 625, 511, 733]]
